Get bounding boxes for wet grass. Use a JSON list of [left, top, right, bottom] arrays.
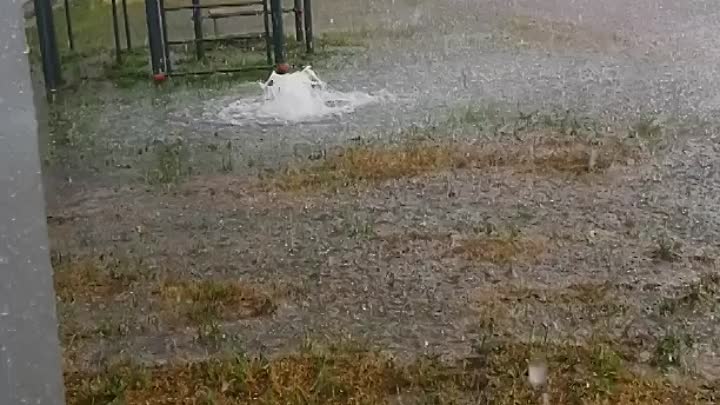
[[452, 234, 548, 265], [471, 282, 631, 350], [317, 31, 370, 48], [63, 341, 717, 405], [144, 140, 192, 185], [631, 115, 664, 140], [54, 251, 718, 404], [271, 133, 638, 192], [486, 341, 718, 404], [375, 224, 548, 265], [54, 31, 355, 88], [273, 142, 465, 191], [446, 105, 607, 139], [651, 237, 682, 262], [54, 254, 278, 355], [104, 49, 153, 87], [155, 279, 277, 325], [657, 273, 720, 317], [652, 331, 689, 371], [24, 0, 146, 58], [53, 256, 140, 303], [65, 349, 408, 405], [317, 25, 420, 48], [473, 282, 628, 320]]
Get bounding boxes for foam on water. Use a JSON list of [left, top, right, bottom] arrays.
[[214, 66, 386, 125]]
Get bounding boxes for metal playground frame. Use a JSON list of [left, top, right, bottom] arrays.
[[144, 0, 315, 78], [30, 0, 315, 92]]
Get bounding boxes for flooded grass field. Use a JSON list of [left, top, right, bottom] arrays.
[[33, 0, 720, 403]]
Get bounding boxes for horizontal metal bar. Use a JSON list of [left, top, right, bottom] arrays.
[[163, 1, 263, 11], [168, 65, 270, 76], [207, 7, 293, 18], [165, 4, 295, 14], [208, 8, 264, 18], [167, 32, 265, 45]]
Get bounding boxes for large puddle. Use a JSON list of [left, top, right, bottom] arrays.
[[207, 67, 391, 126]]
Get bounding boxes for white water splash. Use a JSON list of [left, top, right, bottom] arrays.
[[214, 66, 387, 125]]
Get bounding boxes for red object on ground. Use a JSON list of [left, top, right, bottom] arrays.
[[153, 73, 167, 83], [275, 63, 291, 74]]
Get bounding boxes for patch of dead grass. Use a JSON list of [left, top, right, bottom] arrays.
[[514, 136, 637, 175], [271, 135, 638, 191], [273, 143, 464, 191], [474, 282, 616, 308], [375, 227, 550, 264], [53, 256, 139, 303], [64, 342, 717, 405], [65, 350, 413, 405], [453, 235, 549, 265], [375, 229, 549, 265], [481, 342, 715, 405], [154, 279, 277, 324]]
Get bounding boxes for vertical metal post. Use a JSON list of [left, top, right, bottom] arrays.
[[145, 0, 166, 75], [159, 0, 172, 73], [1, 0, 67, 404], [121, 0, 133, 49], [262, 0, 273, 65], [63, 0, 75, 50], [303, 0, 313, 54], [111, 0, 122, 63], [34, 0, 62, 93], [293, 0, 304, 42], [270, 0, 286, 65], [191, 0, 205, 60]]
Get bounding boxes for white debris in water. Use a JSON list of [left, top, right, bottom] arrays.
[[528, 358, 548, 389], [215, 66, 385, 125]]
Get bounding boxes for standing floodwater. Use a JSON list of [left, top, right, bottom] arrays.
[[38, 0, 720, 400], [213, 67, 389, 126]]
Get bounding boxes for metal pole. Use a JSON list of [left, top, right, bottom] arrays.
[[145, 0, 166, 75], [191, 0, 205, 60], [293, 0, 304, 42], [63, 0, 75, 50], [33, 0, 62, 93], [270, 0, 286, 65], [262, 0, 272, 65], [121, 0, 132, 49], [111, 0, 122, 63], [159, 0, 172, 73], [303, 0, 313, 54], [1, 1, 66, 403]]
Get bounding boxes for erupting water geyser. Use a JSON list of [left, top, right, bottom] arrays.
[[215, 66, 386, 125]]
